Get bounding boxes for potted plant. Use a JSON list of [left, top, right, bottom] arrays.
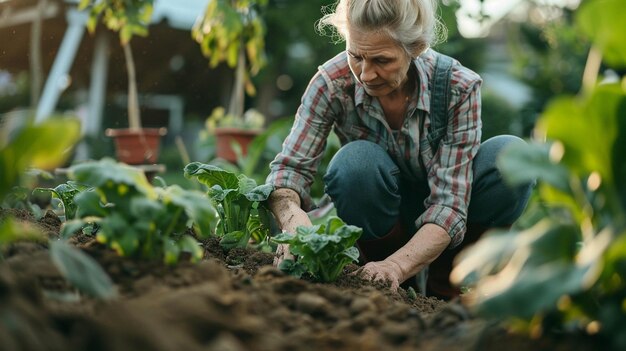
[[192, 0, 268, 163], [79, 0, 167, 165]]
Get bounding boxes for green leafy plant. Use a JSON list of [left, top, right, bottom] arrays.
[[451, 0, 626, 349], [62, 159, 218, 265], [0, 117, 115, 299], [79, 0, 154, 130], [193, 0, 268, 123], [183, 162, 273, 250], [272, 216, 362, 283], [35, 181, 91, 221]]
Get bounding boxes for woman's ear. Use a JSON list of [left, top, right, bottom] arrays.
[[410, 42, 429, 57]]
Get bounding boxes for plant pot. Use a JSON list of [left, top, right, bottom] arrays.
[[214, 127, 261, 163], [105, 128, 167, 165]]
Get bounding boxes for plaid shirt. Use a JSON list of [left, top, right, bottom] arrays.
[[267, 49, 482, 248]]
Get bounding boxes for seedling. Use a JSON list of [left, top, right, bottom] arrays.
[[273, 216, 362, 283]]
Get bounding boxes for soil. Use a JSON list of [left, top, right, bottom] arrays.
[[0, 208, 599, 351]]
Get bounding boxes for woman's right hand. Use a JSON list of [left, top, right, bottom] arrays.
[[268, 188, 312, 267], [274, 243, 294, 267]]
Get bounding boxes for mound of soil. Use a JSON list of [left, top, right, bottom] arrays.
[[0, 209, 598, 351]]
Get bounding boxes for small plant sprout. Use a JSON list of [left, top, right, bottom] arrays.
[[273, 216, 362, 283]]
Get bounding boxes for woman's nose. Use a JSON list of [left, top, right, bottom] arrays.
[[360, 61, 376, 83]]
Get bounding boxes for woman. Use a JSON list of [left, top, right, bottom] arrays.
[[266, 0, 533, 299]]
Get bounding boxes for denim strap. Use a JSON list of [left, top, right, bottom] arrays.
[[427, 53, 454, 151]]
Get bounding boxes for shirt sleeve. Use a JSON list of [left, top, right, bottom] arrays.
[[415, 77, 482, 249], [266, 70, 337, 211]]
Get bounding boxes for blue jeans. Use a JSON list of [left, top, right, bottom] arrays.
[[323, 136, 534, 241]]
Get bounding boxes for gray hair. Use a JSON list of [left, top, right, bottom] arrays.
[[317, 0, 446, 57]]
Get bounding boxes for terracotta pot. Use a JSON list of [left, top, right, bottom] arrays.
[[105, 128, 167, 165], [214, 127, 261, 163]]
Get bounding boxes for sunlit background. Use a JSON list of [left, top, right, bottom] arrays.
[[0, 0, 604, 183]]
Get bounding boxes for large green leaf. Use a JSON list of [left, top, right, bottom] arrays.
[[49, 240, 117, 299], [68, 159, 156, 200], [476, 262, 592, 319], [454, 222, 605, 319], [497, 142, 570, 192], [538, 85, 624, 183], [0, 118, 80, 199], [184, 162, 239, 190], [576, 0, 626, 68]]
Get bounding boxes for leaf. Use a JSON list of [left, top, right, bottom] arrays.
[[476, 262, 592, 319], [497, 142, 570, 192], [49, 240, 117, 299], [161, 185, 218, 238], [278, 259, 306, 278], [74, 190, 107, 218], [538, 86, 625, 183], [178, 235, 203, 263], [243, 183, 274, 202], [220, 230, 248, 250], [576, 0, 626, 68], [184, 162, 239, 190], [68, 159, 156, 200], [60, 220, 89, 239], [1, 118, 80, 199], [342, 246, 360, 262], [208, 185, 238, 203]]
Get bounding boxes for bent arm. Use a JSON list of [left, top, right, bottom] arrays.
[[385, 223, 450, 283]]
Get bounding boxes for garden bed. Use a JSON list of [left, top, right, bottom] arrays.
[[0, 209, 597, 351]]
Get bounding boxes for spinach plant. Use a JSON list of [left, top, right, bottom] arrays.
[[451, 1, 626, 349], [273, 216, 362, 283], [184, 162, 273, 251], [62, 159, 218, 265]]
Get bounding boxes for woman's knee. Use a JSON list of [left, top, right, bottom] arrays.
[[469, 135, 534, 226], [324, 140, 399, 196], [324, 140, 401, 236]]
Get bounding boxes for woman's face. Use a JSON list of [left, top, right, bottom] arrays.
[[346, 27, 412, 98]]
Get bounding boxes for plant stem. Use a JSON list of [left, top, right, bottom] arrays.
[[227, 42, 246, 119], [163, 207, 183, 238], [123, 41, 142, 130]]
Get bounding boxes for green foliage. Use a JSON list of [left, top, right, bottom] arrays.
[[34, 181, 91, 221], [452, 9, 626, 345], [193, 0, 267, 76], [273, 216, 362, 283], [0, 118, 114, 300], [62, 159, 218, 265], [49, 240, 117, 299], [0, 117, 80, 199], [507, 4, 589, 135], [576, 0, 626, 69], [78, 0, 154, 45], [184, 162, 273, 251]]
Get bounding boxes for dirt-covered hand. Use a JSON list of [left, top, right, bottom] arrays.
[[359, 260, 403, 290], [273, 243, 294, 267]]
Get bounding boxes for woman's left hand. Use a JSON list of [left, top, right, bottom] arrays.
[[359, 260, 403, 290]]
